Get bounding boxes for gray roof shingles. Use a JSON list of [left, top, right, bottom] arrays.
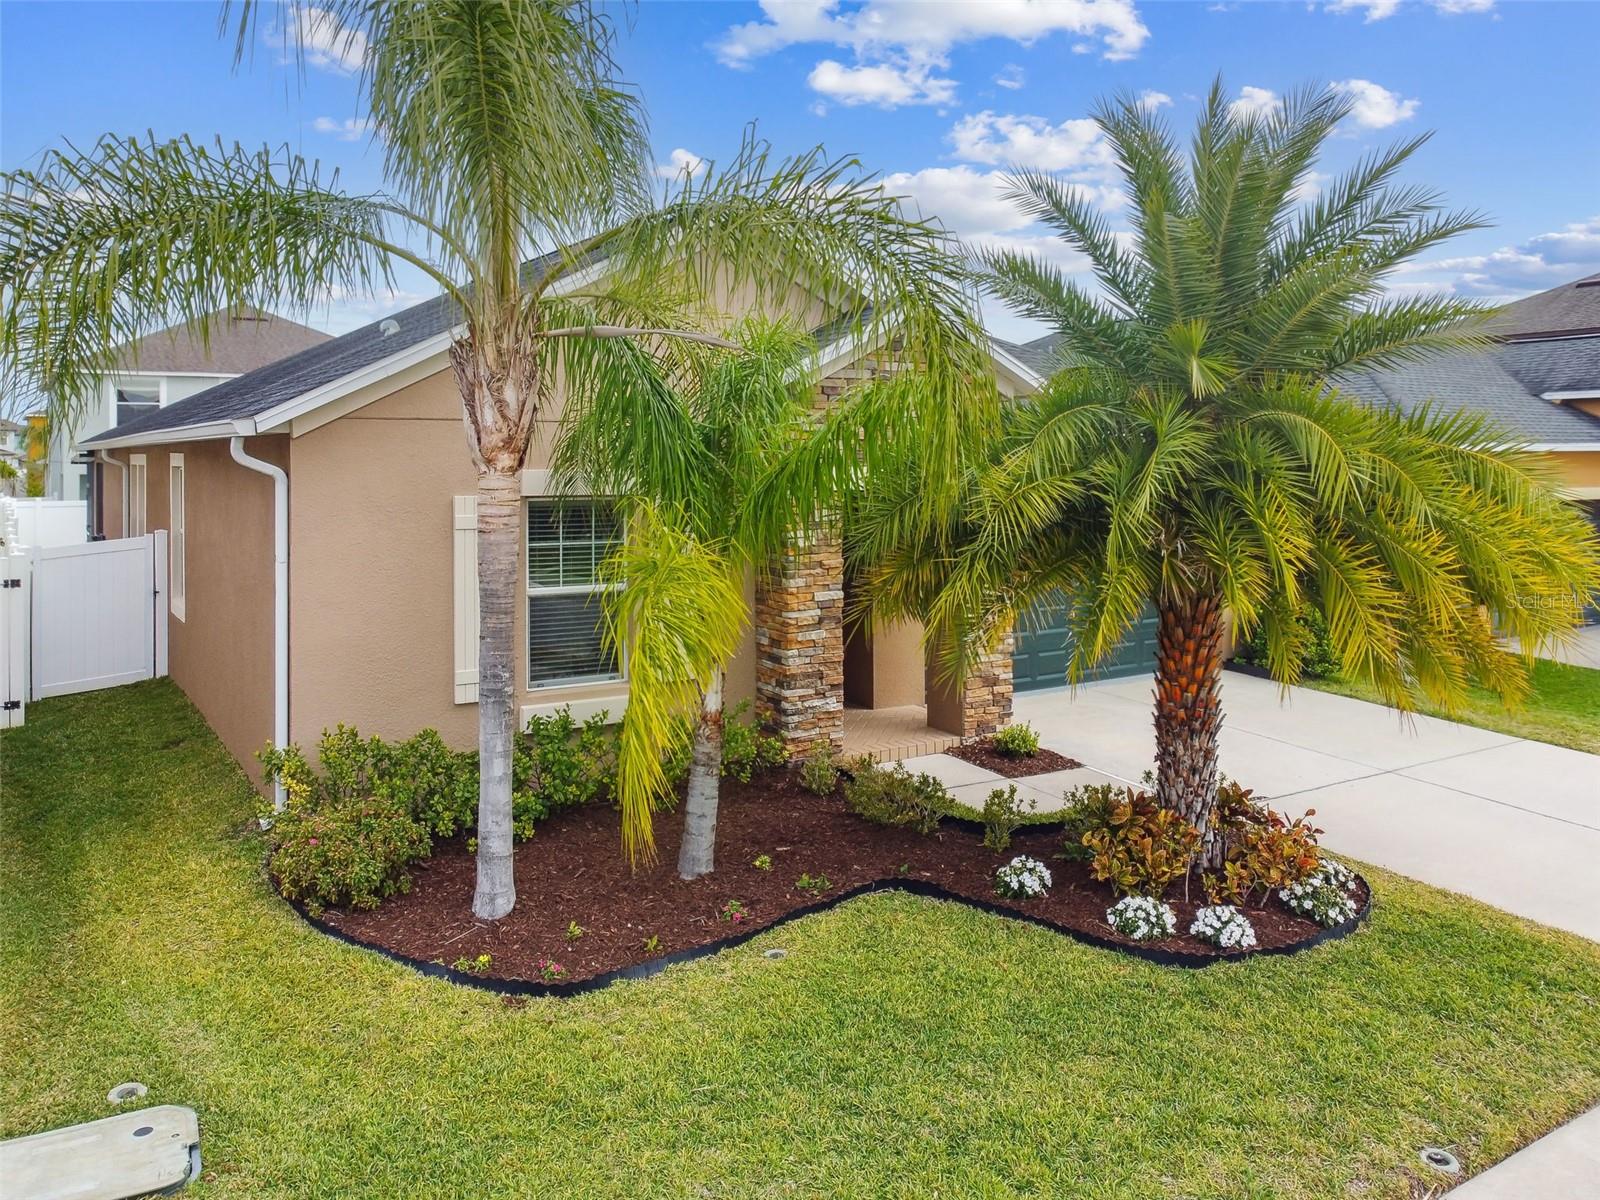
[[1489, 273, 1600, 339], [84, 251, 568, 446]]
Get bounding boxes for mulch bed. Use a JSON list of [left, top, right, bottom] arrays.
[[310, 768, 1367, 988], [946, 739, 1083, 778]]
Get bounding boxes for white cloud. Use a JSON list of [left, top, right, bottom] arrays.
[[1292, 170, 1330, 204], [713, 0, 1151, 67], [275, 7, 366, 73], [948, 111, 1112, 172], [311, 116, 373, 142], [655, 148, 708, 180], [1392, 217, 1600, 298], [807, 58, 957, 108], [1136, 89, 1173, 113], [1332, 79, 1419, 129], [882, 166, 1034, 235], [1228, 85, 1281, 120], [995, 63, 1026, 90], [1327, 0, 1493, 20]]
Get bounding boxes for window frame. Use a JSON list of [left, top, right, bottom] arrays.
[[110, 375, 164, 428], [524, 496, 625, 691], [127, 453, 147, 537], [169, 454, 186, 622]]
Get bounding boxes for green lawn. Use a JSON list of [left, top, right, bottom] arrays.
[[1303, 657, 1600, 755], [5, 682, 1600, 1199]]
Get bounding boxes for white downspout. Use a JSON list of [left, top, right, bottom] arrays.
[[230, 429, 289, 811], [95, 449, 127, 539]]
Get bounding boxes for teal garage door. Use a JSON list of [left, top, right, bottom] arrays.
[[1012, 595, 1160, 691]]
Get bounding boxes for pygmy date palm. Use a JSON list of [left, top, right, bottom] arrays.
[[0, 1, 979, 916], [840, 82, 1600, 861]]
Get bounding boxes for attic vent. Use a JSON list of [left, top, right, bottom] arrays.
[[1576, 279, 1600, 289], [379, 319, 401, 337]]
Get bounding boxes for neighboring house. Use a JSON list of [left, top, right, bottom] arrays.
[[80, 259, 1040, 788], [0, 419, 24, 497], [49, 307, 330, 504]]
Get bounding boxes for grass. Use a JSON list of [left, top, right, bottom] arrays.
[[1302, 657, 1600, 755], [5, 681, 1600, 1199]]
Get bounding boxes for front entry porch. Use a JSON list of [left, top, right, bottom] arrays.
[[840, 705, 959, 762]]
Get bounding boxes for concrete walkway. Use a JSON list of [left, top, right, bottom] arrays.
[[1442, 1106, 1600, 1197], [904, 669, 1600, 941]]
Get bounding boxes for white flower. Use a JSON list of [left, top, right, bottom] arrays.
[[1190, 905, 1258, 950], [1106, 896, 1177, 942], [995, 855, 1052, 899], [1279, 859, 1359, 927]]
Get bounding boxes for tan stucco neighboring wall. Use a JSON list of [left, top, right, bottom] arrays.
[[130, 437, 284, 785], [1545, 449, 1600, 494]]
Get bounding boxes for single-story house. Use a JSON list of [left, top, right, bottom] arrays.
[[80, 257, 1047, 788]]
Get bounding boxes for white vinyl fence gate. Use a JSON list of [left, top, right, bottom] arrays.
[[0, 532, 168, 728]]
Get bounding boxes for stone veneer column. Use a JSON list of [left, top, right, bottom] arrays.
[[926, 629, 1015, 740], [754, 531, 845, 757]]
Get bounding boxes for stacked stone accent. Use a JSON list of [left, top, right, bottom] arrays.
[[960, 631, 1015, 740], [927, 629, 1015, 741], [754, 531, 845, 757]]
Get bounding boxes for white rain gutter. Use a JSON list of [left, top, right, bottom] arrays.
[[95, 449, 128, 538], [229, 428, 289, 811]]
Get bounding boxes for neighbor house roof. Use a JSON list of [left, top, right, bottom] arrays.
[[1336, 348, 1600, 446], [1488, 273, 1600, 341], [111, 306, 331, 376]]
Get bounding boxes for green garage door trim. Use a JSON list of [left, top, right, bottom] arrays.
[[1012, 596, 1160, 692]]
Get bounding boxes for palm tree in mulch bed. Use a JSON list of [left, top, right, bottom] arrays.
[[0, 0, 984, 915], [765, 80, 1600, 867]]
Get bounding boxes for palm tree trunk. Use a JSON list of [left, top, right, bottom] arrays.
[[472, 469, 521, 919], [677, 670, 725, 880], [1153, 592, 1226, 868]]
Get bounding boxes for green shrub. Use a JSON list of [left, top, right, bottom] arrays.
[[843, 760, 950, 834], [1237, 609, 1340, 679], [980, 783, 1038, 852], [990, 723, 1041, 758], [374, 729, 477, 838], [798, 750, 840, 796], [267, 797, 431, 915], [720, 702, 789, 782], [518, 708, 618, 821], [1058, 782, 1132, 862]]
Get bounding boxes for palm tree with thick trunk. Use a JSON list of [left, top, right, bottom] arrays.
[[0, 0, 982, 915], [791, 81, 1600, 861]]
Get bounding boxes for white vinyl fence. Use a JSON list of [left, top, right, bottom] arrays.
[[0, 498, 89, 548], [0, 530, 168, 729]]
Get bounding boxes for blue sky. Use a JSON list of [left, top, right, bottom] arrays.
[[4, 0, 1598, 341]]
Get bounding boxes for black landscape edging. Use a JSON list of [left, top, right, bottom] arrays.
[[278, 868, 1373, 999], [1223, 659, 1275, 680]]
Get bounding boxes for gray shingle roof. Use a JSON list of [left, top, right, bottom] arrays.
[[1337, 348, 1600, 444], [112, 306, 330, 376], [84, 251, 565, 446], [998, 332, 1077, 378], [1497, 334, 1600, 395], [1489, 273, 1600, 340]]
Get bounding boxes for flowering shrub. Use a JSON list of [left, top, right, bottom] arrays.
[[1280, 858, 1360, 926], [1189, 905, 1258, 950], [535, 959, 566, 981], [719, 899, 748, 923], [843, 760, 951, 835], [267, 796, 430, 915], [994, 855, 1052, 899], [1105, 896, 1177, 942], [990, 722, 1041, 757], [752, 854, 773, 871], [452, 953, 492, 975], [981, 784, 1038, 852]]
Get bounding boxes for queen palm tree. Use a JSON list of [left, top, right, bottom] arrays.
[[0, 1, 978, 916], [783, 82, 1600, 863]]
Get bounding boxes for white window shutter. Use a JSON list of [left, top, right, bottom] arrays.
[[452, 495, 479, 704]]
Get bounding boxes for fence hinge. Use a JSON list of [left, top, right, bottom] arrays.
[[0, 578, 19, 589], [2, 700, 19, 711]]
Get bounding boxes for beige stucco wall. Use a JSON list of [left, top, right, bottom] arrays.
[[123, 437, 283, 785], [1545, 449, 1600, 493]]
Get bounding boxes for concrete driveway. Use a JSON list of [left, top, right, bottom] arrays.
[[1010, 670, 1600, 942]]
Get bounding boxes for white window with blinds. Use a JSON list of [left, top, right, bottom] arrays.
[[169, 454, 186, 621], [526, 498, 622, 689], [127, 454, 147, 537]]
